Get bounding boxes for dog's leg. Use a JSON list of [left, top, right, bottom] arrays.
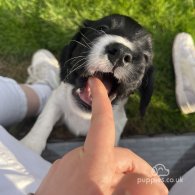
[[113, 102, 128, 144], [21, 84, 64, 154]]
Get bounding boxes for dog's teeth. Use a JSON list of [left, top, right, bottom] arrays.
[[76, 88, 81, 94], [110, 94, 116, 101]]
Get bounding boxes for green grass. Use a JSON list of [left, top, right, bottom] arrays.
[[0, 0, 195, 136]]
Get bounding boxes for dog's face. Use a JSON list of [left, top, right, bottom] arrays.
[[60, 14, 154, 116]]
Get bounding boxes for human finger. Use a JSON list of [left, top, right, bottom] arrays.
[[114, 148, 158, 178], [84, 77, 115, 155], [113, 173, 168, 195]]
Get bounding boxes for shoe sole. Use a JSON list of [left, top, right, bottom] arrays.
[[172, 33, 195, 114]]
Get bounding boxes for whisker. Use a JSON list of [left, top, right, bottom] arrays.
[[80, 31, 92, 48], [84, 26, 109, 38], [70, 40, 90, 49], [83, 39, 91, 49], [84, 26, 104, 35], [65, 59, 86, 80], [71, 58, 86, 70], [80, 51, 90, 55], [65, 61, 86, 80], [87, 52, 98, 58], [63, 55, 86, 66]]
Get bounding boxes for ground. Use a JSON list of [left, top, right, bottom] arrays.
[[0, 0, 195, 139]]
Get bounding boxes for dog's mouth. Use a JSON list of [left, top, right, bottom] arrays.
[[73, 72, 119, 111]]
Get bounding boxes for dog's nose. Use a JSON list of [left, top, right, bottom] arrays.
[[105, 43, 132, 66]]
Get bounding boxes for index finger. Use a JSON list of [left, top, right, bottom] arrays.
[[84, 77, 115, 155]]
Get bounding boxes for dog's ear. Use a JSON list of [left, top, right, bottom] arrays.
[[60, 20, 94, 80], [139, 65, 154, 117], [83, 19, 94, 27]]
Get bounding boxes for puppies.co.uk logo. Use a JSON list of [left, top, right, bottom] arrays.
[[137, 163, 183, 184], [152, 163, 170, 177]]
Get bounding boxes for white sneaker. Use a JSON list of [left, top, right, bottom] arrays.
[[172, 32, 195, 114], [26, 49, 60, 89]]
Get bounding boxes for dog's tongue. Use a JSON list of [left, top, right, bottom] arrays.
[[78, 77, 112, 106]]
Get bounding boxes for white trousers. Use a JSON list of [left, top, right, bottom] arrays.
[[0, 126, 51, 195], [0, 76, 51, 194], [0, 76, 27, 127]]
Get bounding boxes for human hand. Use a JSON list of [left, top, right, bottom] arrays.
[[35, 77, 168, 195]]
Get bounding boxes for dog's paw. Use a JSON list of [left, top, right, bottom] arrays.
[[20, 137, 46, 155]]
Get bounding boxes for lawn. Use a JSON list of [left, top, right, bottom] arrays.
[[0, 0, 195, 137]]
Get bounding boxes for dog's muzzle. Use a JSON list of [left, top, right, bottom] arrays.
[[73, 72, 119, 111]]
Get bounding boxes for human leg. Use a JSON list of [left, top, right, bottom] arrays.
[[0, 49, 60, 126], [0, 76, 28, 126]]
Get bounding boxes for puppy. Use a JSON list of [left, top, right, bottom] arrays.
[[21, 14, 154, 154]]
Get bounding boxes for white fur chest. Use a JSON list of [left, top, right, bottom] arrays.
[[21, 82, 128, 154], [59, 82, 128, 142]]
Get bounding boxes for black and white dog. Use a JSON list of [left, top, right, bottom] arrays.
[[21, 14, 154, 154]]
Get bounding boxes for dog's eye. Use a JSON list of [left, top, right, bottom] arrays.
[[96, 25, 109, 32]]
